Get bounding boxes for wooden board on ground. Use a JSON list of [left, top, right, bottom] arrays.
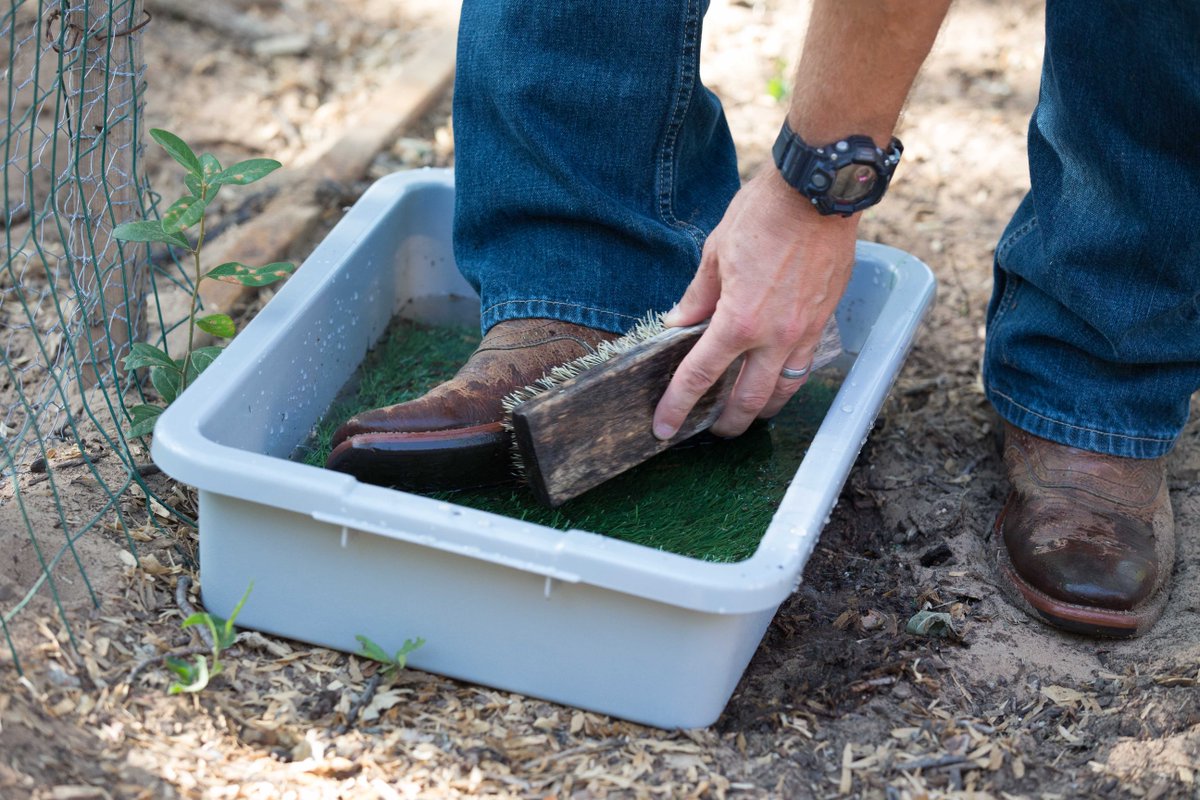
[[178, 23, 458, 352]]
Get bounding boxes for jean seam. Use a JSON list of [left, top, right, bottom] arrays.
[[987, 267, 1022, 340], [989, 217, 1039, 336], [995, 215, 1038, 264], [654, 0, 707, 252], [989, 386, 1177, 445]]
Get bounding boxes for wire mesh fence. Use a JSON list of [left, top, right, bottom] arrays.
[[2, 0, 188, 670]]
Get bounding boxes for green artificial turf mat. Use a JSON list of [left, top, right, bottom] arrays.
[[300, 318, 839, 563]]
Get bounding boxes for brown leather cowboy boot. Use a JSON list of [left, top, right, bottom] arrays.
[[993, 422, 1175, 638], [326, 318, 616, 490]]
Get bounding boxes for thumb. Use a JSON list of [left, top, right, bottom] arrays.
[[664, 248, 720, 328]]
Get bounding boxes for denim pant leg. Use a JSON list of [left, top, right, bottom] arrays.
[[452, 0, 740, 335], [983, 0, 1200, 458]]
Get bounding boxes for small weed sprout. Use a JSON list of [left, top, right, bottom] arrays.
[[165, 582, 253, 694], [355, 634, 425, 678], [766, 58, 789, 102], [114, 129, 296, 438]]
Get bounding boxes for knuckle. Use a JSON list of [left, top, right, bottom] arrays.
[[733, 389, 771, 413], [772, 380, 801, 398], [680, 364, 722, 394], [723, 316, 760, 345]]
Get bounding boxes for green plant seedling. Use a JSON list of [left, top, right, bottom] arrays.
[[355, 634, 424, 678], [115, 129, 296, 438], [166, 582, 253, 694], [766, 58, 789, 102]]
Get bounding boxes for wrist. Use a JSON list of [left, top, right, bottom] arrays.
[[759, 168, 859, 230]]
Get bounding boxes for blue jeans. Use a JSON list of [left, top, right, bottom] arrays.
[[454, 1, 1200, 459], [984, 0, 1200, 458], [452, 0, 739, 335]]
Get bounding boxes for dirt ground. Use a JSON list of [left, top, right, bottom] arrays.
[[3, 0, 1200, 797]]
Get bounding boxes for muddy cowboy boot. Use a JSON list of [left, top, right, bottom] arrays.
[[993, 422, 1175, 638], [327, 318, 616, 491]]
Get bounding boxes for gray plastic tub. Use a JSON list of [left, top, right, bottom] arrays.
[[151, 169, 935, 729]]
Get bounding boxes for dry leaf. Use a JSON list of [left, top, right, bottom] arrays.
[[859, 609, 886, 631], [1041, 685, 1085, 707], [362, 688, 405, 722], [51, 446, 83, 462], [128, 525, 156, 542], [48, 696, 76, 717], [1057, 725, 1082, 745], [137, 553, 174, 576]]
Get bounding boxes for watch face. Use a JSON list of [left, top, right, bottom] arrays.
[[830, 163, 879, 204]]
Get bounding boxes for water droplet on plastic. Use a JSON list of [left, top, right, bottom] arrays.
[[841, 403, 855, 413]]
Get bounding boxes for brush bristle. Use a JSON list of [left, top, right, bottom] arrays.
[[501, 311, 668, 480]]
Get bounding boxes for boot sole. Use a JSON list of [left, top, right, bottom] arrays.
[[326, 422, 516, 492]]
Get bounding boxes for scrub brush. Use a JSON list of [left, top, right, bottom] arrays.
[[502, 313, 843, 507]]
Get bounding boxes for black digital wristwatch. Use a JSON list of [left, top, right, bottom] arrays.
[[772, 120, 903, 217]]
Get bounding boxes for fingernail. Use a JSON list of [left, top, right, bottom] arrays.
[[662, 305, 681, 326], [653, 421, 676, 440]]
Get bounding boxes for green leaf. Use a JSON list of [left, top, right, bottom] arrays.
[[225, 582, 253, 630], [151, 129, 202, 176], [123, 342, 177, 372], [355, 635, 424, 672], [113, 220, 190, 249], [393, 637, 425, 669], [195, 610, 230, 649], [213, 158, 282, 186], [124, 403, 163, 439], [205, 261, 297, 287], [185, 173, 203, 199], [182, 612, 225, 655], [355, 635, 393, 666], [200, 153, 222, 184], [151, 363, 182, 404], [185, 346, 223, 385], [197, 313, 236, 339], [167, 654, 210, 694], [212, 617, 238, 651], [767, 76, 787, 102], [180, 612, 210, 630], [165, 654, 198, 682], [161, 194, 210, 233]]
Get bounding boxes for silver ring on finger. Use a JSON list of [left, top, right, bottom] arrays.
[[780, 363, 811, 380]]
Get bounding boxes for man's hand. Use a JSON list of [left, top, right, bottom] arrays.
[[650, 0, 952, 441], [652, 168, 858, 440]]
